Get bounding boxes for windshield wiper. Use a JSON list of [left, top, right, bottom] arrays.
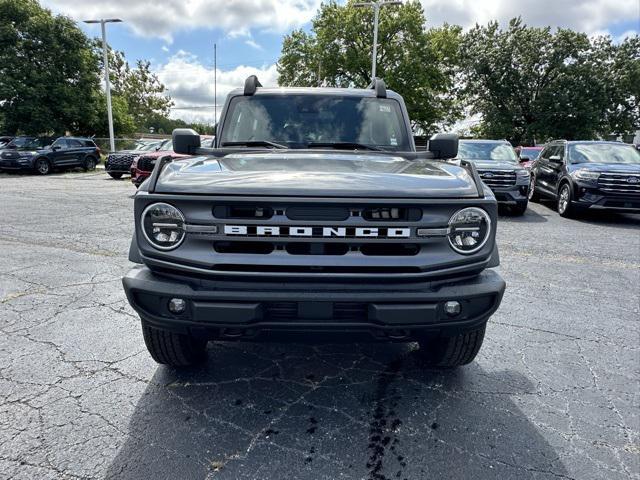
[[221, 141, 288, 149], [307, 142, 382, 151]]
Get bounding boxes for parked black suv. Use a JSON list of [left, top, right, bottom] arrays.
[[105, 140, 166, 179], [122, 77, 505, 369], [529, 140, 640, 216], [0, 136, 99, 174], [457, 140, 531, 215]]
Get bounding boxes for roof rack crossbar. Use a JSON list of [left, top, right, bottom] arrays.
[[368, 78, 387, 98], [244, 75, 262, 96]]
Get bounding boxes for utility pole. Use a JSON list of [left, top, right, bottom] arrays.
[[353, 1, 401, 81], [84, 19, 122, 153], [214, 43, 217, 126]]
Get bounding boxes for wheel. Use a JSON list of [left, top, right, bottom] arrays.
[[528, 175, 540, 202], [511, 201, 528, 216], [84, 156, 97, 171], [417, 325, 486, 368], [557, 183, 577, 217], [141, 320, 207, 367], [35, 158, 51, 175], [108, 172, 123, 179]]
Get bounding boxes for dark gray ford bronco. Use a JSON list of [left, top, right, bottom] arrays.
[[123, 76, 505, 368]]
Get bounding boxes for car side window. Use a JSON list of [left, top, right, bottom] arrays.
[[540, 146, 554, 160], [51, 139, 67, 149], [68, 139, 83, 148]]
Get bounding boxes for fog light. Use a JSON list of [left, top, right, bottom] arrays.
[[444, 300, 461, 317], [168, 298, 186, 314]]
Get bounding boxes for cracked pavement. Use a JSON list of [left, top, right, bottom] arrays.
[[0, 171, 638, 480]]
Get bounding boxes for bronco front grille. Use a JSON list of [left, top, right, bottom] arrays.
[[150, 198, 481, 278], [204, 203, 425, 258], [477, 170, 516, 189], [598, 172, 640, 195]]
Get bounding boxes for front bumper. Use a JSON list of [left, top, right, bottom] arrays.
[[0, 158, 33, 170], [491, 185, 529, 205], [573, 188, 640, 212], [122, 266, 506, 341], [130, 167, 150, 186]]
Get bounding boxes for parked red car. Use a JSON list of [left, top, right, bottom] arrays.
[[130, 136, 214, 187], [516, 146, 543, 169]]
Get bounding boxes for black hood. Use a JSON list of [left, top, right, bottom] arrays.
[[568, 162, 640, 173], [153, 151, 480, 198]]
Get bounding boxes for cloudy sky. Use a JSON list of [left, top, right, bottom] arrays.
[[42, 0, 639, 124]]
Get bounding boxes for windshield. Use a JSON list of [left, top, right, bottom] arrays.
[[568, 143, 640, 165], [457, 141, 518, 162], [134, 141, 161, 151], [220, 94, 410, 151], [7, 137, 38, 148], [520, 148, 541, 159]]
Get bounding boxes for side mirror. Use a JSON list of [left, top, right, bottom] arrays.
[[172, 128, 201, 154], [519, 156, 531, 163], [549, 155, 562, 163], [428, 133, 458, 159]]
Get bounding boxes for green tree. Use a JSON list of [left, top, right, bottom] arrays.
[[277, 0, 462, 132], [459, 19, 639, 144], [0, 0, 101, 135], [94, 44, 173, 130], [82, 93, 136, 137]]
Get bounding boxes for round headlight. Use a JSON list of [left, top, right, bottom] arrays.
[[141, 202, 186, 250], [447, 207, 491, 254]]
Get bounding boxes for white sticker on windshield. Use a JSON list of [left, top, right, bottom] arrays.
[[390, 137, 398, 146], [379, 105, 391, 113]]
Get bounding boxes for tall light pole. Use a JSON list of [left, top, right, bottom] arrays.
[[214, 42, 217, 126], [353, 1, 401, 81], [84, 18, 122, 153]]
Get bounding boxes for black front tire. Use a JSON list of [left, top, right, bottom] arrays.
[[35, 158, 51, 175], [557, 183, 578, 218], [141, 321, 208, 367], [84, 156, 97, 171], [108, 172, 123, 179], [528, 175, 540, 202], [417, 325, 486, 368]]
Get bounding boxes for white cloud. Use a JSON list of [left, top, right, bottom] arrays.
[[43, 0, 321, 42], [156, 52, 278, 123], [245, 39, 263, 50], [421, 0, 639, 35], [161, 45, 169, 53]]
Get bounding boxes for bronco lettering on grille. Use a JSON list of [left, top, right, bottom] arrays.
[[223, 225, 411, 238]]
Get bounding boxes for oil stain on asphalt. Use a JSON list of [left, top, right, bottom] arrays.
[[366, 356, 408, 480]]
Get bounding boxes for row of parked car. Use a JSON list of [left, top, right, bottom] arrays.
[[105, 135, 215, 186], [458, 139, 640, 216], [2, 133, 639, 217]]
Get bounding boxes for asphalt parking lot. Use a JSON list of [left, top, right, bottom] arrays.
[[0, 171, 638, 480]]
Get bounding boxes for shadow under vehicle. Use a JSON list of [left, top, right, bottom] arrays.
[[104, 343, 569, 480]]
